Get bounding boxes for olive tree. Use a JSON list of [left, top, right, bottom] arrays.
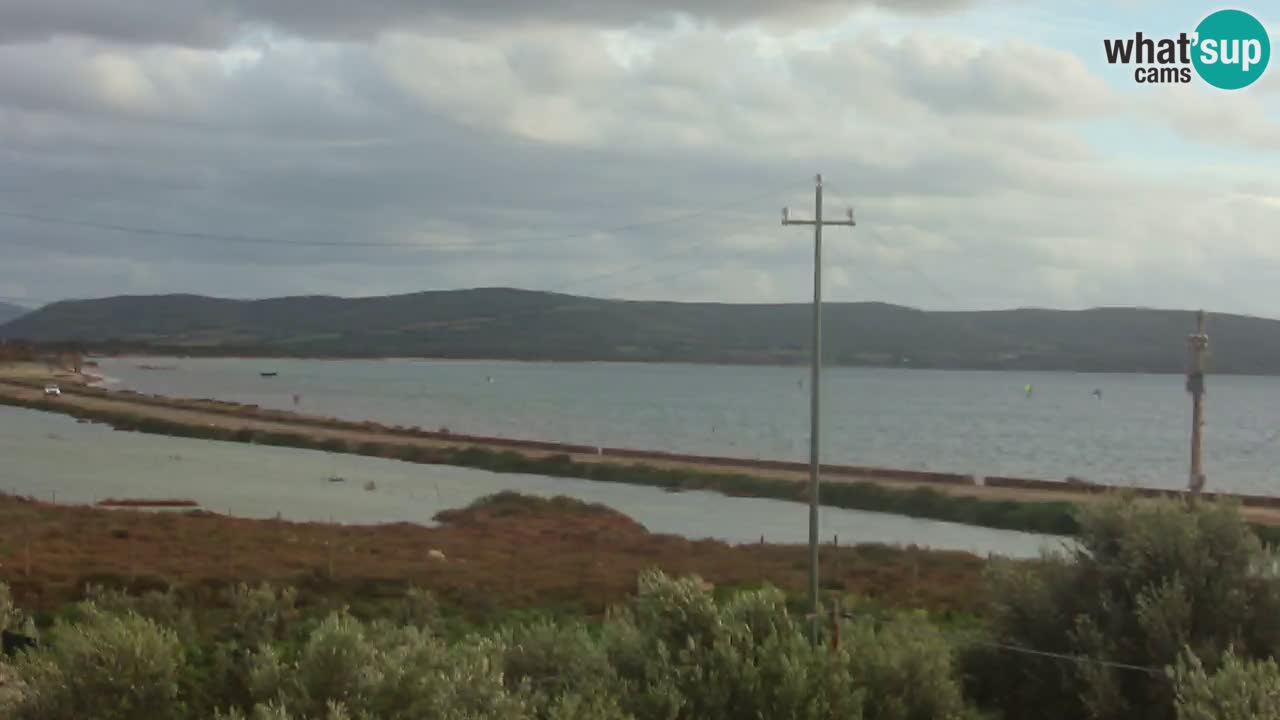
[[1172, 649, 1280, 720], [841, 612, 966, 720], [979, 496, 1280, 720], [602, 570, 966, 720], [243, 611, 527, 720], [499, 619, 627, 719], [9, 605, 186, 720]]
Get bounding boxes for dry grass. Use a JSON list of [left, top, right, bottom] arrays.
[[0, 492, 989, 620]]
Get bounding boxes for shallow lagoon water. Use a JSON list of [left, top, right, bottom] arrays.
[[95, 356, 1280, 494], [0, 406, 1058, 558]]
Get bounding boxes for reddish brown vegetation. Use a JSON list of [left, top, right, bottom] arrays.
[[0, 491, 987, 618]]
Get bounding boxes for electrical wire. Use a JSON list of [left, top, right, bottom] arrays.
[[0, 181, 793, 254], [0, 174, 805, 331], [968, 640, 1162, 675]]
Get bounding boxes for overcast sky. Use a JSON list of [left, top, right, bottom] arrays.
[[1, 0, 1279, 313]]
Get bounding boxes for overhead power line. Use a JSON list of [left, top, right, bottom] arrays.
[[0, 201, 793, 331], [0, 182, 793, 253], [969, 640, 1161, 675], [0, 178, 809, 322], [357, 215, 779, 335]]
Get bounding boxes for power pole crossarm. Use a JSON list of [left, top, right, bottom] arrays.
[[783, 208, 855, 227], [781, 173, 856, 646]]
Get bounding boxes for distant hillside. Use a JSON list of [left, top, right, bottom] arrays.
[[0, 288, 1271, 373], [0, 301, 28, 326]]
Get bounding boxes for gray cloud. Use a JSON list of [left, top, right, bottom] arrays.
[[0, 1, 238, 47], [1, 4, 1279, 318], [1, 0, 975, 47]]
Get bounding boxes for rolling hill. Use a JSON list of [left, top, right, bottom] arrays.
[[0, 301, 28, 326], [0, 288, 1270, 373]]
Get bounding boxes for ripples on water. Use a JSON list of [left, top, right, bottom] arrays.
[[95, 356, 1280, 494], [0, 406, 1053, 557]]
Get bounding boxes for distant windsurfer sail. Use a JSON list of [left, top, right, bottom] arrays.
[[1024, 383, 1033, 398]]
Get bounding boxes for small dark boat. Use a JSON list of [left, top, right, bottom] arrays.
[[260, 371, 278, 377]]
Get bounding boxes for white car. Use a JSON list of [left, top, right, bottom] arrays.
[[43, 384, 61, 397]]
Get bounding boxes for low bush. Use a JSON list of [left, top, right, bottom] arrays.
[[978, 497, 1280, 720], [0, 581, 16, 633], [3, 571, 980, 719], [1172, 649, 1280, 720], [9, 605, 186, 720]]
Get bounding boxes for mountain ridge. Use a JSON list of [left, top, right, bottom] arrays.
[[0, 301, 29, 326], [0, 287, 1269, 374]]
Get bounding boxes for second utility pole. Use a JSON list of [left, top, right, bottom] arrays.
[[783, 174, 855, 646], [1187, 310, 1209, 496]]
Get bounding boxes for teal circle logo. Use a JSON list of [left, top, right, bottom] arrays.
[[1192, 9, 1270, 90]]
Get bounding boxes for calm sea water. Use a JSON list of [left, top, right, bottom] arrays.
[[95, 357, 1280, 494], [0, 406, 1053, 557]]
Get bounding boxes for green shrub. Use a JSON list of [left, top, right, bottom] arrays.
[[1172, 649, 1280, 720], [1, 549, 995, 719], [81, 584, 197, 644], [500, 619, 622, 719], [602, 570, 965, 720], [226, 583, 300, 650], [979, 497, 1280, 720], [841, 613, 965, 720], [0, 581, 16, 633], [246, 612, 377, 716], [689, 586, 865, 720], [10, 606, 186, 720], [395, 586, 440, 631], [243, 612, 526, 720], [369, 632, 523, 720], [0, 581, 28, 716], [213, 699, 351, 720]]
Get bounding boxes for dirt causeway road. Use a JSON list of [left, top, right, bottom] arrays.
[[3, 371, 1279, 526]]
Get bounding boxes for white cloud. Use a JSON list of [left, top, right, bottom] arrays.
[[2, 1, 1280, 318], [1150, 86, 1280, 150], [0, 0, 979, 47]]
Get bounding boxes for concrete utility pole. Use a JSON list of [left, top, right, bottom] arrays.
[[1187, 310, 1209, 495], [782, 174, 855, 646]]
